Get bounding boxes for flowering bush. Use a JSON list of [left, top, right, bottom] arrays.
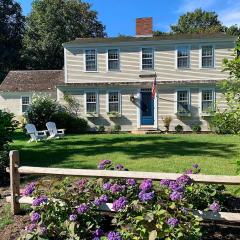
[[19, 162, 225, 240]]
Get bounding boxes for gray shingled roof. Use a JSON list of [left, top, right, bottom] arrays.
[[64, 33, 236, 45], [0, 70, 64, 92]]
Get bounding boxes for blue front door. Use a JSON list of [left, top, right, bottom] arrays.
[[140, 91, 154, 125]]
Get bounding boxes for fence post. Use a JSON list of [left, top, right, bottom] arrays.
[[9, 150, 20, 215]]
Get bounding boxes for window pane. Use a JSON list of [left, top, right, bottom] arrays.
[[177, 58, 188, 68], [202, 46, 214, 68], [177, 47, 189, 68], [85, 50, 97, 71], [202, 90, 213, 101], [87, 103, 96, 113], [22, 105, 29, 113], [178, 47, 189, 57], [109, 92, 119, 112], [86, 92, 96, 102], [177, 91, 189, 112], [142, 48, 153, 70], [202, 46, 213, 57], [22, 97, 29, 105], [202, 102, 213, 112], [202, 56, 213, 68], [109, 103, 119, 112], [108, 49, 119, 70]]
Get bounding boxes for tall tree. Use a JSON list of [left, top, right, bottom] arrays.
[[171, 8, 224, 34], [23, 0, 106, 70], [0, 0, 25, 81]]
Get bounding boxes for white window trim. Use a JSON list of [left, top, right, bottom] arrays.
[[84, 90, 99, 115], [199, 88, 216, 114], [21, 95, 31, 114], [83, 49, 98, 72], [106, 48, 121, 72], [175, 45, 191, 69], [174, 88, 191, 114], [64, 48, 68, 83], [106, 91, 122, 114], [140, 47, 155, 71], [199, 44, 215, 69]]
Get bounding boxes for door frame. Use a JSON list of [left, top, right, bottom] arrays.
[[137, 88, 158, 129]]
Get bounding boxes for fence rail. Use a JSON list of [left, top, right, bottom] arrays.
[[6, 150, 240, 222]]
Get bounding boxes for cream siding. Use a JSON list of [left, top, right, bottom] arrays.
[[58, 84, 224, 132], [0, 92, 57, 117], [65, 40, 234, 84]]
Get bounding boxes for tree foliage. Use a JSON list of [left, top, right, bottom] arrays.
[[211, 41, 240, 134], [171, 8, 224, 34], [0, 0, 25, 81], [23, 0, 106, 70]]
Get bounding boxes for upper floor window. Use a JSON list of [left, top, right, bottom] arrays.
[[85, 49, 97, 71], [108, 49, 120, 71], [177, 46, 190, 69], [108, 92, 120, 113], [142, 48, 154, 70], [201, 46, 214, 68], [21, 96, 30, 113], [86, 92, 98, 113], [201, 89, 215, 112], [177, 90, 190, 113]]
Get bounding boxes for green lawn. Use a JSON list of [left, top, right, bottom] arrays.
[[11, 132, 240, 176]]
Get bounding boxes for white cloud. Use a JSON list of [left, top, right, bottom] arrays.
[[177, 0, 217, 13], [219, 5, 240, 26]]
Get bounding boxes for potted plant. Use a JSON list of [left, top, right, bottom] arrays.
[[86, 111, 98, 118], [162, 115, 173, 133], [107, 111, 121, 118]]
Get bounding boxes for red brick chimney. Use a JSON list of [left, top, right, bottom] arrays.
[[136, 17, 153, 37]]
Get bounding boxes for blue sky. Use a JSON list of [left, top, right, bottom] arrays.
[[17, 0, 240, 36]]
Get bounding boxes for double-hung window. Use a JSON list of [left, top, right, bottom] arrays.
[[108, 49, 120, 71], [142, 48, 154, 70], [21, 96, 30, 113], [177, 46, 190, 69], [85, 49, 97, 71], [108, 92, 120, 113], [201, 46, 214, 68], [177, 90, 190, 113], [201, 89, 215, 113], [86, 92, 98, 113]]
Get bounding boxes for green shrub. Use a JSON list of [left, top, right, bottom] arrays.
[[20, 162, 205, 240], [26, 95, 59, 130], [175, 124, 183, 133], [112, 124, 121, 133], [211, 110, 240, 134], [51, 111, 89, 134], [97, 125, 105, 133], [192, 125, 201, 133], [0, 110, 17, 185]]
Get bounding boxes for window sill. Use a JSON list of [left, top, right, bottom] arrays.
[[199, 67, 216, 70], [107, 112, 122, 118], [86, 113, 99, 118], [84, 71, 99, 73], [106, 70, 121, 73], [176, 112, 192, 117], [175, 68, 191, 71], [200, 112, 215, 117]]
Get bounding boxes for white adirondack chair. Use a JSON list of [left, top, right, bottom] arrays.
[[46, 122, 65, 139], [25, 124, 48, 143]]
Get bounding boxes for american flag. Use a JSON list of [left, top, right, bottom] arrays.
[[151, 75, 157, 98]]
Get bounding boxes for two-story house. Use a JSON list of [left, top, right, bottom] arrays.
[[57, 18, 237, 131], [0, 18, 237, 131]]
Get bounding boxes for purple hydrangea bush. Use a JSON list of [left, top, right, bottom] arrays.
[[20, 162, 225, 239]]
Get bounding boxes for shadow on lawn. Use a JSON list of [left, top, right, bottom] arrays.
[[11, 132, 237, 169]]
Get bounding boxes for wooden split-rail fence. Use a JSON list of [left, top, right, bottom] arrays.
[[6, 150, 240, 222]]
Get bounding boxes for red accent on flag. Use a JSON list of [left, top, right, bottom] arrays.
[[152, 76, 157, 98]]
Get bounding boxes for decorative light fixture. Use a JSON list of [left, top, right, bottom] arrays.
[[130, 94, 135, 102]]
